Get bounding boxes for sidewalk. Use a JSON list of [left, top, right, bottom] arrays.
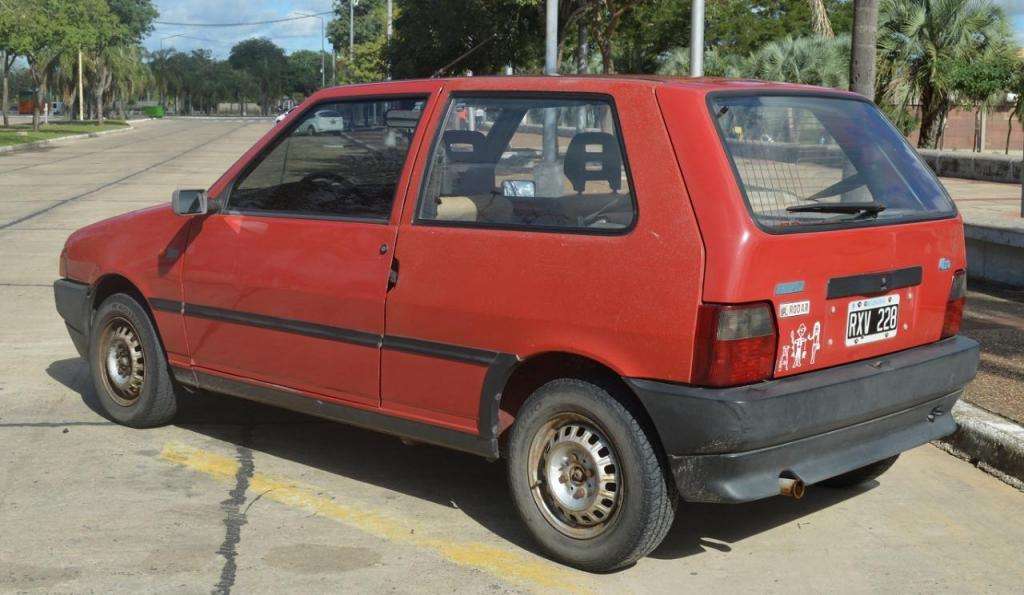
[[941, 176, 1020, 223]]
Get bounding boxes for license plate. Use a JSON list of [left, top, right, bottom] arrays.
[[845, 294, 900, 346]]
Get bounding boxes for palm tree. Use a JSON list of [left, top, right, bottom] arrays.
[[748, 35, 851, 88], [849, 0, 878, 98], [876, 0, 1013, 148]]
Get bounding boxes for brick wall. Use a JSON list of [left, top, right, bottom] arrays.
[[907, 105, 1024, 152]]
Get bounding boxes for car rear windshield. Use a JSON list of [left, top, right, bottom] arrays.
[[709, 94, 955, 231]]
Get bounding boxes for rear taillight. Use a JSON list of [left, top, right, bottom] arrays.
[[940, 270, 967, 339], [692, 302, 777, 387]]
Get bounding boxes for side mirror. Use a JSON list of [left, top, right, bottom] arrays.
[[172, 189, 210, 216]]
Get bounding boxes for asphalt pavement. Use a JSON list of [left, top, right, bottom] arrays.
[[1, 118, 1023, 593]]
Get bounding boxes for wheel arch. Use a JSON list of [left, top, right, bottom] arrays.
[[88, 274, 163, 346], [494, 351, 666, 460]]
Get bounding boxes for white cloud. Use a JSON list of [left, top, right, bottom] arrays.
[[145, 0, 334, 57]]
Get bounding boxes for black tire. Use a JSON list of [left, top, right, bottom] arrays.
[[506, 379, 676, 572], [819, 455, 900, 488], [89, 293, 179, 428]]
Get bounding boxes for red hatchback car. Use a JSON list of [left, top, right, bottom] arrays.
[[55, 77, 979, 571]]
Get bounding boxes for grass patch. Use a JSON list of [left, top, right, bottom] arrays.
[[0, 120, 129, 147]]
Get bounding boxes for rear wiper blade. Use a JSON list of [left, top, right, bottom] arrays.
[[786, 202, 886, 218]]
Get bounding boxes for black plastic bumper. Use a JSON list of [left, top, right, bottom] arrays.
[[54, 279, 91, 357], [627, 336, 979, 503]]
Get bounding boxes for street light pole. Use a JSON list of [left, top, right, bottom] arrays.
[[349, 1, 356, 60], [544, 0, 557, 75], [690, 0, 705, 77]]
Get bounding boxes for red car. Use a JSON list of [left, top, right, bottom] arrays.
[[54, 77, 979, 571]]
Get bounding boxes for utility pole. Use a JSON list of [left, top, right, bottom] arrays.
[[690, 0, 705, 77], [850, 0, 878, 98], [78, 50, 85, 121]]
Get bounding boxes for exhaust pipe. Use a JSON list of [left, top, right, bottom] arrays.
[[779, 475, 806, 499]]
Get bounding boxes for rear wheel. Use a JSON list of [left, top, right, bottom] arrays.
[[507, 379, 676, 571], [819, 455, 900, 488], [89, 293, 180, 428]]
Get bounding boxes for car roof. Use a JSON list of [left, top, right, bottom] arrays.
[[316, 75, 860, 97]]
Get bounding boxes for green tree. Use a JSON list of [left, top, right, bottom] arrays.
[[0, 2, 22, 127], [944, 49, 1017, 151], [288, 49, 325, 98], [90, 0, 157, 123], [1004, 60, 1024, 154], [228, 38, 288, 115], [388, 0, 542, 78], [876, 0, 1013, 148]]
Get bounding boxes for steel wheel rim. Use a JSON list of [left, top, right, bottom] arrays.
[[527, 412, 622, 539], [100, 316, 145, 406]]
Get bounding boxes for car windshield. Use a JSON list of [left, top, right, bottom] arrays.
[[709, 95, 955, 231]]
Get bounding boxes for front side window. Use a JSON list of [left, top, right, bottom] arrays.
[[229, 97, 426, 220], [418, 96, 635, 231], [709, 95, 955, 231]]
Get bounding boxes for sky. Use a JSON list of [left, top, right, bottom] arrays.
[[145, 0, 1024, 59], [997, 0, 1024, 44], [144, 0, 337, 58]]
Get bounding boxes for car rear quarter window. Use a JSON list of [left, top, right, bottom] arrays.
[[229, 97, 426, 220], [417, 95, 636, 232], [708, 94, 955, 232]]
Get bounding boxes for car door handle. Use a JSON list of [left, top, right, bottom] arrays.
[[388, 258, 399, 291]]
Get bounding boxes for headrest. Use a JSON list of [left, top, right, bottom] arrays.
[[564, 132, 622, 193], [434, 196, 478, 221], [442, 130, 487, 162]]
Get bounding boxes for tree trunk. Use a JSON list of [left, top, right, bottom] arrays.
[[578, 23, 589, 74], [1, 51, 9, 128], [849, 0, 878, 98], [809, 0, 835, 38], [34, 85, 46, 131], [917, 86, 945, 149], [1006, 110, 1015, 155], [600, 38, 614, 74], [95, 88, 104, 125]]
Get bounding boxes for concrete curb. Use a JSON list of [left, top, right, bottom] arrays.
[[918, 149, 1022, 184], [935, 401, 1024, 491], [0, 123, 135, 154]]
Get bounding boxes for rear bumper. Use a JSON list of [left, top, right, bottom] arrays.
[[54, 278, 91, 357], [627, 336, 979, 503]]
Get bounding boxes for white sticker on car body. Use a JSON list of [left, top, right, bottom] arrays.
[[777, 321, 821, 372], [779, 300, 811, 318]]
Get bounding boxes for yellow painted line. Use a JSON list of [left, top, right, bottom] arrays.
[[160, 442, 591, 593]]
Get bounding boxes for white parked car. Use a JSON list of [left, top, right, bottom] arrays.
[[274, 106, 296, 124], [296, 109, 346, 135]]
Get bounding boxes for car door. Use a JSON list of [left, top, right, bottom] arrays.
[[181, 89, 436, 407]]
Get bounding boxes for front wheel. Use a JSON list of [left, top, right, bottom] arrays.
[[89, 293, 181, 427], [506, 379, 676, 571]]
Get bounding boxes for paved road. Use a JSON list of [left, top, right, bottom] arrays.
[[1, 119, 1023, 593]]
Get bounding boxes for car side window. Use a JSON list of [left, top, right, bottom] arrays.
[[229, 97, 426, 220], [418, 96, 635, 232]]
